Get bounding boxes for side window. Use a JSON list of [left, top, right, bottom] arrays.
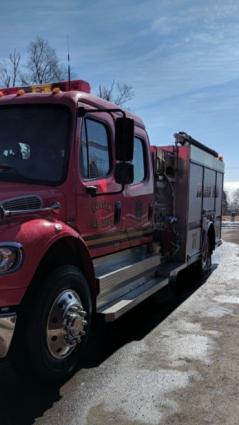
[[132, 137, 146, 184], [80, 118, 110, 179]]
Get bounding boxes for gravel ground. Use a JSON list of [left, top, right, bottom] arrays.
[[0, 228, 238, 425]]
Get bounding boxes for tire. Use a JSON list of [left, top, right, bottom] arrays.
[[10, 265, 92, 384], [200, 235, 212, 275]]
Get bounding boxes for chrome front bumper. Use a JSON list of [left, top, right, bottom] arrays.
[[0, 311, 16, 358]]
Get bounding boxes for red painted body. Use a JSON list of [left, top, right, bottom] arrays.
[[0, 82, 159, 308], [0, 82, 224, 311]]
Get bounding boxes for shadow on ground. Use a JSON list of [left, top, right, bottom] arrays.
[[0, 263, 217, 425]]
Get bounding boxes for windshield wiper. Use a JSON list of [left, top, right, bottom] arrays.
[[0, 164, 15, 172], [0, 164, 33, 183]]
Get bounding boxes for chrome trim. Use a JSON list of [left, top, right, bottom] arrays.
[[1, 201, 61, 219], [94, 244, 149, 273], [186, 252, 201, 264], [98, 253, 161, 291], [46, 290, 87, 360], [1, 194, 43, 211], [0, 312, 17, 357], [99, 276, 169, 321], [0, 242, 23, 275]]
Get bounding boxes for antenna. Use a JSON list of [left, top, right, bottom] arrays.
[[67, 35, 71, 90]]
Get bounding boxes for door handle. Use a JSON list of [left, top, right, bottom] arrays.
[[114, 201, 121, 225], [85, 186, 97, 197]]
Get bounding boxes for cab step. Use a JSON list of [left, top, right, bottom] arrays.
[[155, 261, 185, 277], [97, 260, 188, 321], [98, 275, 169, 321], [97, 253, 161, 290]]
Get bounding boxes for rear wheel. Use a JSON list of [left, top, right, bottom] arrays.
[[10, 265, 92, 383], [200, 235, 212, 274]]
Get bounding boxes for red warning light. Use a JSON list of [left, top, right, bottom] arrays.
[[52, 80, 91, 93], [0, 79, 91, 96]]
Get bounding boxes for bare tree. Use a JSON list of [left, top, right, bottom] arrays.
[[232, 188, 239, 211], [0, 49, 21, 87], [22, 36, 67, 85], [98, 80, 134, 106], [222, 190, 228, 215]]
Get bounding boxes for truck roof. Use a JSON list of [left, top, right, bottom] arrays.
[[0, 80, 145, 129]]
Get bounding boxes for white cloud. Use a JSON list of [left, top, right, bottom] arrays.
[[224, 182, 239, 201]]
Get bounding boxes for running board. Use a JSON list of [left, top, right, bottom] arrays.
[[98, 275, 169, 322], [97, 253, 161, 290]]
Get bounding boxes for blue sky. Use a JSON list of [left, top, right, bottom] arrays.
[[0, 0, 238, 182]]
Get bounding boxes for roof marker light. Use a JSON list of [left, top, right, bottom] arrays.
[[52, 87, 61, 95], [17, 89, 25, 96], [31, 84, 51, 93]]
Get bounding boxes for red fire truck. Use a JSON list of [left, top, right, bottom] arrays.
[[0, 80, 224, 382]]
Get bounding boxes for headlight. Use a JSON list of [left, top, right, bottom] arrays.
[[0, 243, 23, 273]]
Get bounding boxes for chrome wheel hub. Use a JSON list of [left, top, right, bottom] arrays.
[[47, 290, 87, 360]]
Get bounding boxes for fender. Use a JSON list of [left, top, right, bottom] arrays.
[[0, 217, 96, 306]]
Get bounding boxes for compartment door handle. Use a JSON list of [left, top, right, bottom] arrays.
[[114, 201, 121, 225]]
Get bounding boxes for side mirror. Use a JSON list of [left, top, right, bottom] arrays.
[[115, 117, 134, 161], [115, 163, 134, 185]]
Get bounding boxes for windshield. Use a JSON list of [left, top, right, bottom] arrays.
[[0, 104, 71, 185]]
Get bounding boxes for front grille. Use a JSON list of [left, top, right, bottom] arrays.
[[2, 195, 43, 211]]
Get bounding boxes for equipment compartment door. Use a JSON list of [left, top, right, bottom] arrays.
[[215, 171, 223, 241], [186, 162, 203, 259], [203, 168, 217, 213]]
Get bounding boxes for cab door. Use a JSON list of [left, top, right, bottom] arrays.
[[125, 130, 154, 247], [75, 115, 129, 257]]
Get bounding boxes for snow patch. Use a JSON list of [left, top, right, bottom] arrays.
[[214, 295, 239, 305], [92, 368, 198, 424]]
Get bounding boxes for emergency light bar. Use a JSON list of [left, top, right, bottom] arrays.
[[0, 79, 91, 96]]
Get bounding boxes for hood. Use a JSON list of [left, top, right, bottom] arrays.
[[0, 182, 66, 222]]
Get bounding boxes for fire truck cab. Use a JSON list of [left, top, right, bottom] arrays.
[[0, 80, 224, 382]]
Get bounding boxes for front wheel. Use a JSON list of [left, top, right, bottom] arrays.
[[10, 265, 92, 383]]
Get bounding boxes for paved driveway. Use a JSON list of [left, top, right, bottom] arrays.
[[0, 228, 238, 425]]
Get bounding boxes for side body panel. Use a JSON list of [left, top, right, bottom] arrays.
[[215, 171, 223, 241], [151, 145, 190, 262], [186, 162, 203, 259], [186, 146, 224, 259]]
